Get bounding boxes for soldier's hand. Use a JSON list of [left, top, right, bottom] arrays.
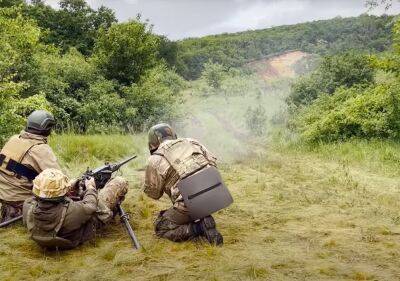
[[68, 178, 79, 191], [85, 177, 96, 190]]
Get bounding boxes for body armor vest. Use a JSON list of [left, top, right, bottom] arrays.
[[155, 139, 233, 220], [154, 139, 211, 179], [0, 135, 45, 181]]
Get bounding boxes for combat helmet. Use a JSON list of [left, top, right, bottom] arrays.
[[32, 169, 70, 200], [26, 110, 56, 136], [148, 123, 177, 154]]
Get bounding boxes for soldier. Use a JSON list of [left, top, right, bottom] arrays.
[[144, 123, 233, 246], [0, 110, 60, 223], [23, 168, 128, 250]]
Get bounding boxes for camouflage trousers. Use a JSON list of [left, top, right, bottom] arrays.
[[0, 200, 23, 223], [154, 207, 199, 242], [96, 177, 129, 224]]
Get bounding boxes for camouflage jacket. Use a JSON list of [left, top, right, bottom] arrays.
[[144, 138, 217, 211]]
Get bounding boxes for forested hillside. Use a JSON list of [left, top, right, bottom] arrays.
[[176, 15, 395, 79]]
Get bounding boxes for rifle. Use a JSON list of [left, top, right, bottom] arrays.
[[0, 215, 23, 228]]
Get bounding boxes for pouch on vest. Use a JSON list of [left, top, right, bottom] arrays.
[[177, 166, 233, 220]]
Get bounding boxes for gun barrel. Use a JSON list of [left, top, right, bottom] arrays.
[[0, 215, 23, 228], [117, 204, 141, 249]]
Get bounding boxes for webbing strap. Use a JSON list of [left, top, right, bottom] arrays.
[[5, 158, 38, 181], [0, 154, 5, 166]]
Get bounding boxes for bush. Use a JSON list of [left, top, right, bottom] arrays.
[[287, 52, 375, 108], [245, 105, 268, 137], [122, 65, 186, 130], [293, 82, 400, 142]]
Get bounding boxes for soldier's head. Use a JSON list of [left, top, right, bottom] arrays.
[[148, 123, 177, 154], [32, 169, 70, 200], [26, 110, 56, 137]]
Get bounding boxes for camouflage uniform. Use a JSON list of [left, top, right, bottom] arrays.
[[23, 170, 128, 250], [144, 138, 218, 242], [0, 131, 60, 223]]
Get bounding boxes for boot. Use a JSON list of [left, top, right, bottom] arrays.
[[196, 216, 223, 246]]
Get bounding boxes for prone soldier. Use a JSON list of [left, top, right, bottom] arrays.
[[144, 123, 233, 246], [23, 169, 128, 250], [0, 110, 60, 224]]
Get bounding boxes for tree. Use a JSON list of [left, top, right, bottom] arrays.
[[0, 9, 49, 144], [24, 0, 117, 55], [201, 62, 226, 90], [287, 52, 375, 108], [93, 20, 160, 85]]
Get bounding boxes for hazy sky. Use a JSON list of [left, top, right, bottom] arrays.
[[45, 0, 400, 40]]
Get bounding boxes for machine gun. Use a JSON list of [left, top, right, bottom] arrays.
[[82, 155, 137, 189], [1, 155, 141, 249], [78, 155, 141, 249]]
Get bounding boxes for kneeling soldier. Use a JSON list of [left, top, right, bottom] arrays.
[[23, 169, 128, 250], [144, 123, 233, 246], [0, 110, 60, 223]]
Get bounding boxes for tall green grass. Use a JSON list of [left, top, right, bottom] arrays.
[[49, 133, 148, 177]]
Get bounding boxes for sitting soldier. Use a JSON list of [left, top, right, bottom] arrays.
[[144, 123, 233, 246], [23, 169, 128, 250], [0, 110, 60, 224]]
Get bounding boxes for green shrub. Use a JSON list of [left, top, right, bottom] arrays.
[[294, 82, 400, 142], [287, 52, 375, 108]]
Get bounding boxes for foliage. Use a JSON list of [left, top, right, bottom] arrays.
[[93, 20, 161, 85], [245, 104, 268, 136], [0, 4, 184, 135], [122, 65, 186, 130], [0, 8, 49, 144], [293, 83, 400, 142], [23, 0, 117, 55], [287, 52, 375, 108], [177, 15, 394, 79], [201, 62, 226, 90]]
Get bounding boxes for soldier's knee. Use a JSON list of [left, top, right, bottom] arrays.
[[108, 177, 128, 195]]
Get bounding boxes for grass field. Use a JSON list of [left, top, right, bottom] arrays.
[[1, 134, 400, 281]]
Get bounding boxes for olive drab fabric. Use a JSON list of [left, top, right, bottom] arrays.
[[24, 198, 74, 249], [0, 131, 60, 203], [32, 169, 70, 199], [23, 177, 129, 249], [144, 138, 217, 212]]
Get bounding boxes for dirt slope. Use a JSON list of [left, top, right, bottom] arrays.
[[248, 51, 309, 80]]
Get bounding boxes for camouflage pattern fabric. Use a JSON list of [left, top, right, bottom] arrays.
[[148, 123, 177, 153], [32, 169, 70, 199], [97, 177, 128, 223], [154, 208, 198, 242], [144, 138, 217, 212]]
